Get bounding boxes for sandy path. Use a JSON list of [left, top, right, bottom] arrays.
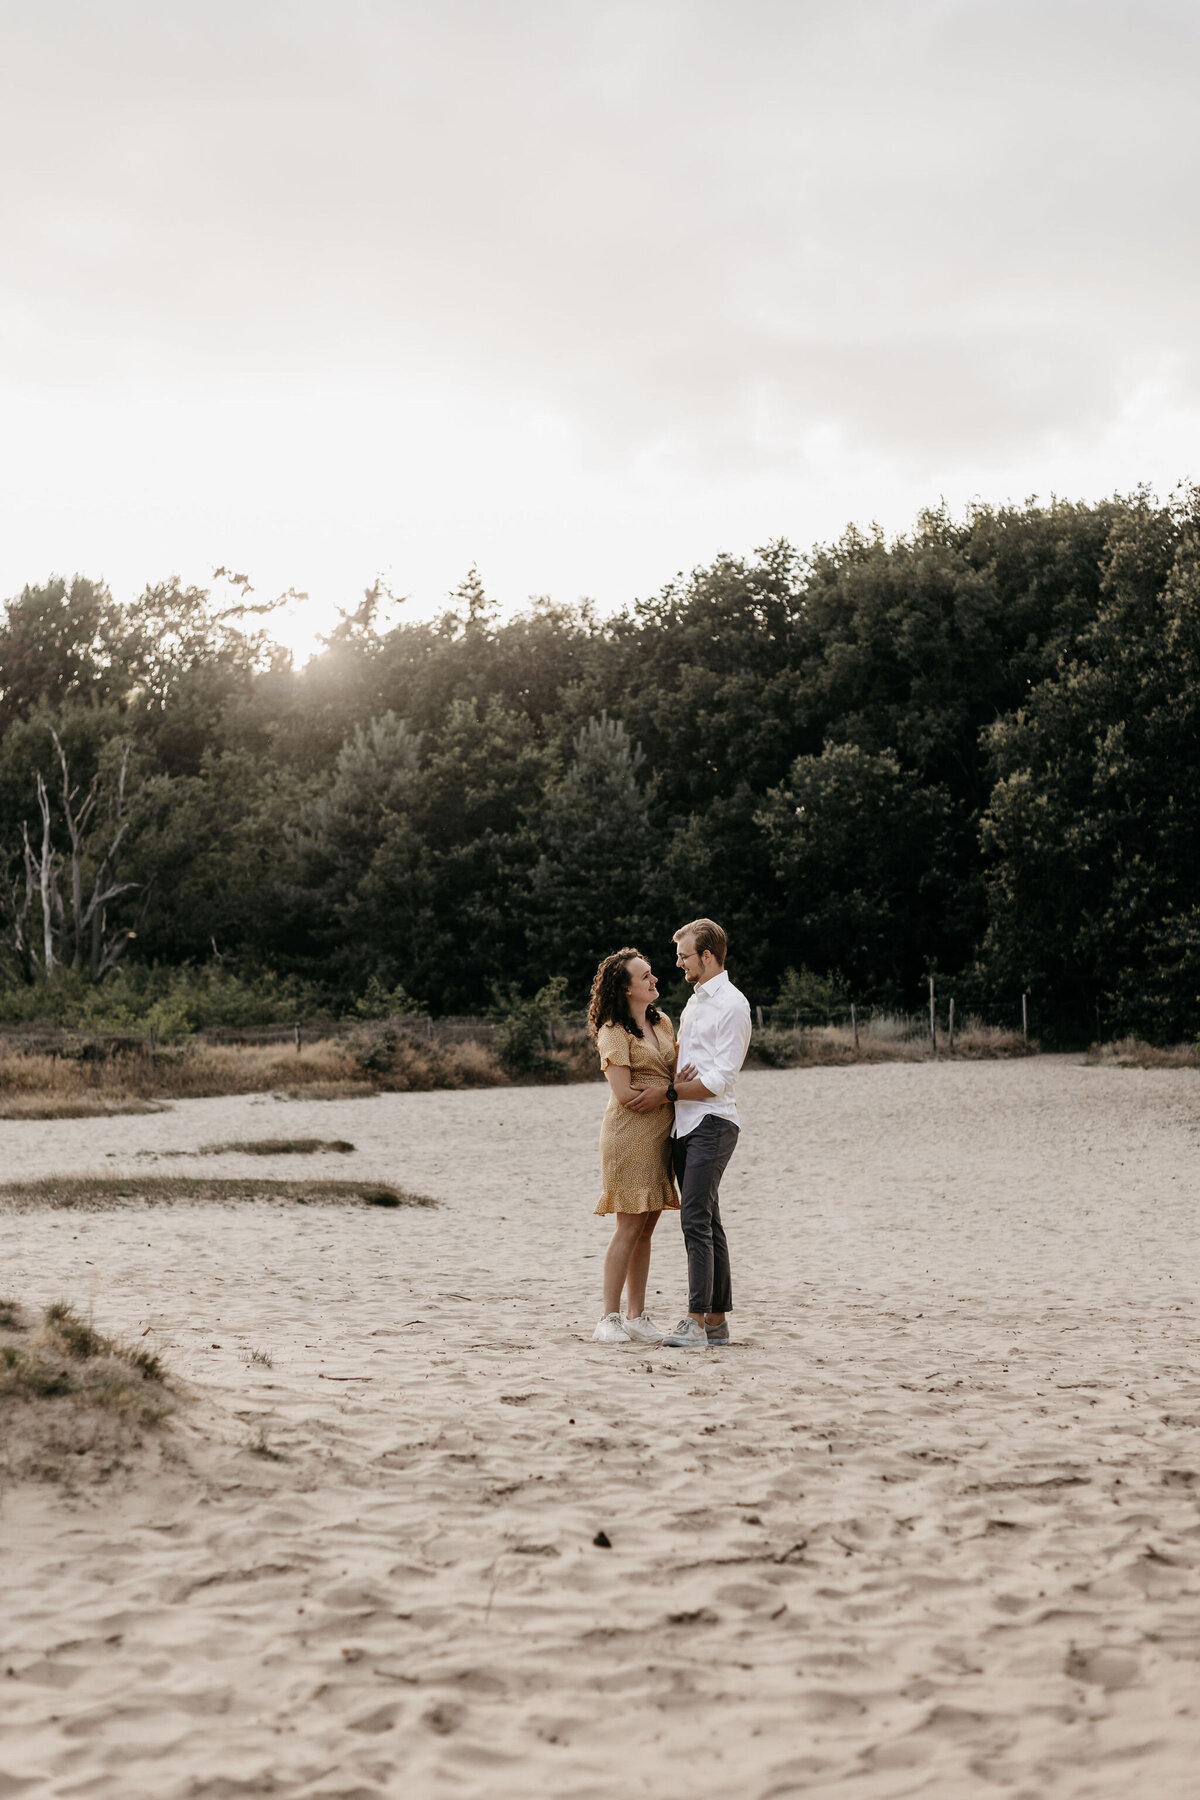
[[2, 1057, 1200, 1797]]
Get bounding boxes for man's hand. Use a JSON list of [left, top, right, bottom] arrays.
[[676, 1061, 697, 1081], [624, 1085, 669, 1111]]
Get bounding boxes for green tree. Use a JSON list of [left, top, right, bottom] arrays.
[[757, 742, 954, 998], [0, 577, 126, 731], [301, 699, 550, 1008], [981, 490, 1200, 1037], [528, 714, 656, 988]]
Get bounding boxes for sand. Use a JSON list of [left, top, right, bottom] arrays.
[[2, 1056, 1200, 1798]]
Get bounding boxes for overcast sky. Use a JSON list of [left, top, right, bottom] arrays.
[[1, 0, 1197, 653]]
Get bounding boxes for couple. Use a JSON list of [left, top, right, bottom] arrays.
[[588, 917, 752, 1349]]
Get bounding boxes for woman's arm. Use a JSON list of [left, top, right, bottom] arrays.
[[625, 1055, 700, 1112], [604, 1064, 636, 1104]]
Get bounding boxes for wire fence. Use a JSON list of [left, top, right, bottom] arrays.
[[0, 1013, 593, 1059], [0, 990, 1032, 1060], [754, 995, 1032, 1049]]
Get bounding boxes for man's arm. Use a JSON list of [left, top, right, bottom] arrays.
[[626, 1065, 707, 1109], [680, 1000, 751, 1101], [626, 1000, 751, 1110]]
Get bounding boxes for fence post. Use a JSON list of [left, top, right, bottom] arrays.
[[928, 975, 936, 1055], [948, 997, 955, 1053], [294, 1021, 301, 1055], [148, 1025, 156, 1063], [1021, 992, 1028, 1040], [427, 1015, 433, 1041], [851, 1001, 858, 1053], [755, 1004, 764, 1030]]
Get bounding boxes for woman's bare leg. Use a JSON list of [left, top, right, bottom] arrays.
[[624, 1211, 661, 1318], [603, 1213, 650, 1315]]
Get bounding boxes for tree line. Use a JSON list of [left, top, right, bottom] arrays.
[[2, 488, 1198, 1042]]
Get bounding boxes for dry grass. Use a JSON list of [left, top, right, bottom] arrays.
[[0, 1038, 365, 1114], [394, 1038, 597, 1088], [1086, 1037, 1200, 1069], [0, 1297, 172, 1484], [946, 1026, 1036, 1059], [0, 1030, 601, 1116], [281, 1080, 377, 1101], [0, 1176, 435, 1212], [0, 1019, 1042, 1114], [198, 1137, 356, 1156], [747, 1023, 1037, 1068], [0, 1093, 168, 1119]]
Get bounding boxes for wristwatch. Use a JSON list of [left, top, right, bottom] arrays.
[[666, 1083, 678, 1103]]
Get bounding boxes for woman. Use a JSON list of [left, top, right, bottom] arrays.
[[588, 946, 688, 1344]]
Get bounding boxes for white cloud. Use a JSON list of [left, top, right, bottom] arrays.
[[0, 0, 1197, 648]]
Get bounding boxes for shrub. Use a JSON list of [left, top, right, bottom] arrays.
[[491, 977, 569, 1076], [749, 1027, 799, 1068], [774, 966, 851, 1022], [0, 963, 331, 1032], [345, 1020, 401, 1075], [351, 975, 422, 1018]]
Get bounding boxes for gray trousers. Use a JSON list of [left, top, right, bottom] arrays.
[[672, 1116, 739, 1315]]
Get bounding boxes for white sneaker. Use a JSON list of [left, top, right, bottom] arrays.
[[624, 1312, 664, 1344], [660, 1316, 709, 1349], [592, 1312, 631, 1343]]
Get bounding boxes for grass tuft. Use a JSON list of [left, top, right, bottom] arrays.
[[246, 1427, 284, 1461], [0, 1298, 174, 1482], [0, 1176, 436, 1212], [280, 1081, 377, 1101], [1086, 1038, 1200, 1069], [248, 1347, 273, 1367], [0, 1094, 169, 1120], [200, 1137, 356, 1156], [2, 1301, 167, 1409], [44, 1300, 107, 1359]]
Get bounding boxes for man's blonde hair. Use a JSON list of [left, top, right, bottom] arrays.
[[673, 917, 727, 967]]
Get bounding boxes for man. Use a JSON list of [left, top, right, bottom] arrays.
[[626, 917, 751, 1348]]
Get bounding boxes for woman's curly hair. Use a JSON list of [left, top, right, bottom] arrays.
[[588, 947, 661, 1039]]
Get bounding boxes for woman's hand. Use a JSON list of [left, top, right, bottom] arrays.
[[624, 1085, 669, 1111]]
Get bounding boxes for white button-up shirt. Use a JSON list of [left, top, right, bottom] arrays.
[[672, 968, 753, 1139]]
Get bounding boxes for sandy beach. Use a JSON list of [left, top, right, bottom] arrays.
[[3, 1056, 1200, 1798]]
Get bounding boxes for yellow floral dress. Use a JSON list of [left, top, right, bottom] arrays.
[[594, 1014, 680, 1215]]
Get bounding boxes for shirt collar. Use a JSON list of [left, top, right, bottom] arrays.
[[694, 969, 730, 1000]]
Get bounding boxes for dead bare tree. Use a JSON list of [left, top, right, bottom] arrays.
[[32, 780, 58, 975], [2, 731, 140, 983], [3, 826, 38, 980], [49, 729, 139, 978]]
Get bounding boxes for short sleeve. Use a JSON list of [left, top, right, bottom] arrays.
[[597, 1023, 631, 1071]]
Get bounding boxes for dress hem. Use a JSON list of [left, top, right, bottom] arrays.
[[594, 1194, 681, 1216]]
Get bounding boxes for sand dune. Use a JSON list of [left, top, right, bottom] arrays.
[[2, 1057, 1200, 1797]]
